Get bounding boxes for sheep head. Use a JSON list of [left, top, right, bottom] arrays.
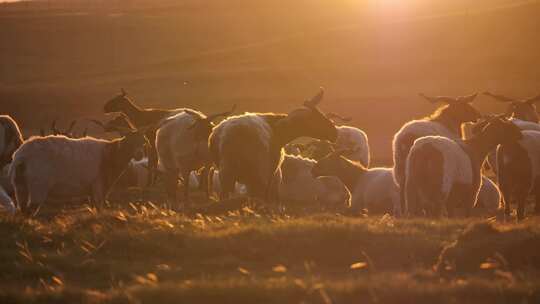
[[104, 88, 132, 114], [118, 130, 150, 162], [277, 88, 338, 145], [484, 92, 540, 123], [421, 93, 481, 126], [476, 116, 523, 146], [187, 105, 236, 141], [91, 115, 135, 135]]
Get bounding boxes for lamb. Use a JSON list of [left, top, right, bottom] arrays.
[[0, 115, 23, 169], [103, 89, 187, 185], [311, 149, 400, 216], [326, 113, 370, 167], [392, 93, 481, 210], [208, 88, 338, 201], [405, 117, 522, 217], [9, 131, 148, 213], [496, 130, 540, 221], [156, 106, 235, 207], [279, 154, 350, 210]]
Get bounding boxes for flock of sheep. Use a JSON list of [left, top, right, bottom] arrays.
[[1, 89, 539, 221]]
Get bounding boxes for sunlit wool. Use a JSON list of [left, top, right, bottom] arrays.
[[208, 89, 337, 201], [279, 154, 350, 210], [312, 150, 400, 216], [9, 134, 147, 212], [405, 118, 522, 217]]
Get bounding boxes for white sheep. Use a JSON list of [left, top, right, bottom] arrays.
[[392, 94, 480, 194], [279, 154, 350, 210], [9, 132, 148, 213], [326, 113, 370, 167], [497, 130, 540, 221], [311, 149, 400, 216], [405, 117, 522, 217], [208, 88, 338, 201], [156, 107, 235, 206], [0, 115, 23, 169]]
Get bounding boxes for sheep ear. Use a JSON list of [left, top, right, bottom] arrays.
[[483, 92, 516, 103], [304, 87, 325, 109], [458, 93, 478, 104]]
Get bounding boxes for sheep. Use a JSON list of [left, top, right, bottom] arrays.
[[326, 113, 370, 168], [405, 117, 522, 217], [497, 130, 540, 221], [103, 89, 187, 186], [475, 176, 501, 213], [9, 130, 148, 213], [209, 88, 338, 201], [484, 92, 540, 123], [311, 149, 400, 216], [392, 93, 481, 211], [278, 154, 350, 210], [156, 106, 235, 207], [0, 115, 23, 169]]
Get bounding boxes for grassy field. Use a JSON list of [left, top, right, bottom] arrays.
[[1, 203, 540, 303]]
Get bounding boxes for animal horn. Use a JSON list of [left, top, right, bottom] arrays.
[[304, 87, 325, 109], [457, 93, 478, 103], [326, 112, 352, 122], [419, 93, 459, 104], [524, 93, 540, 104], [82, 128, 88, 137], [483, 92, 516, 103], [121, 88, 127, 96], [39, 128, 45, 137]]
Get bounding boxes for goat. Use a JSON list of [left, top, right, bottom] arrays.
[[484, 92, 540, 123], [0, 115, 23, 169], [405, 117, 522, 217], [326, 113, 370, 167], [497, 130, 540, 221], [9, 130, 148, 213], [279, 154, 350, 210], [209, 88, 338, 201], [103, 89, 186, 186], [312, 149, 400, 216], [156, 106, 235, 207], [392, 93, 480, 211]]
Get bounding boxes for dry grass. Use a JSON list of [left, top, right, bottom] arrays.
[[0, 203, 539, 303]]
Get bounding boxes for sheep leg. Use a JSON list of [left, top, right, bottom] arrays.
[[198, 166, 210, 199], [164, 169, 179, 209], [147, 146, 158, 187], [181, 170, 191, 208], [218, 166, 235, 201], [91, 182, 106, 209], [26, 182, 49, 216], [13, 182, 29, 213], [517, 196, 526, 221]]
